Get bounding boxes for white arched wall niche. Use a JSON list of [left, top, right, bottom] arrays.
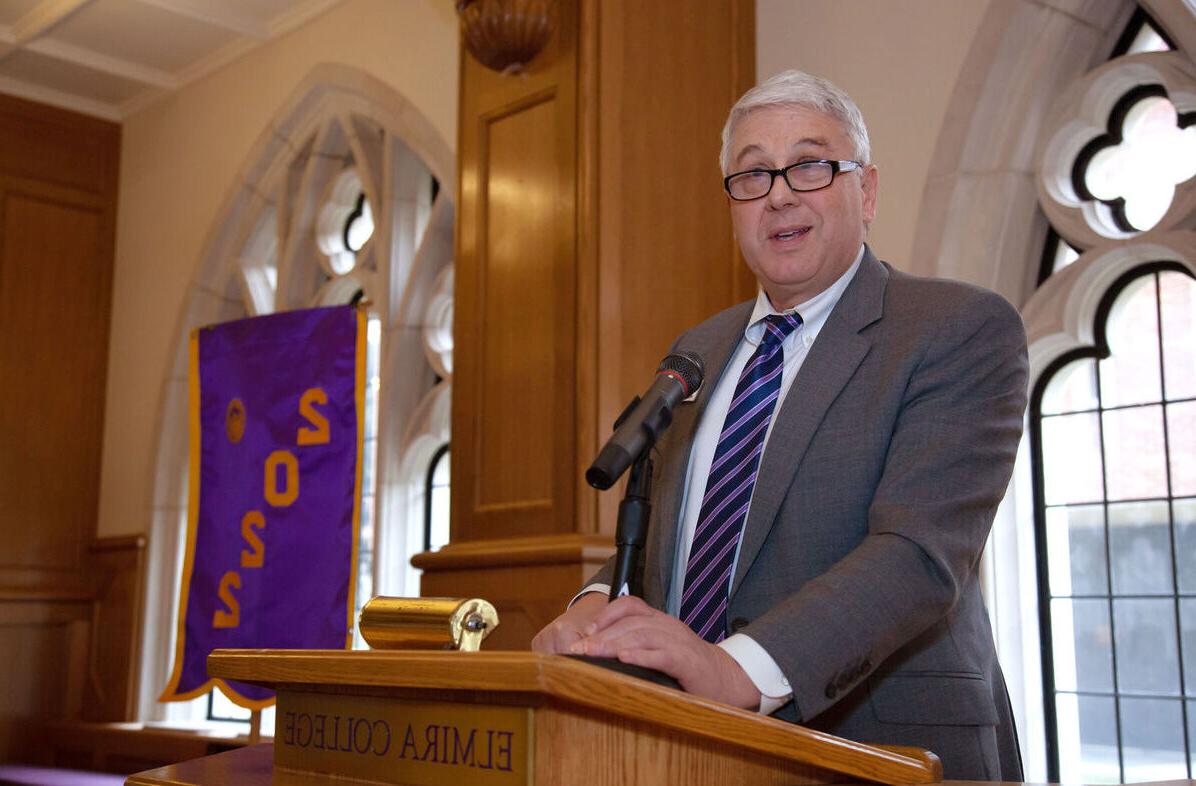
[[909, 0, 1137, 302], [137, 63, 455, 722], [911, 1, 1196, 779]]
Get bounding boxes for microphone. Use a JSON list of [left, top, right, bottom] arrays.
[[586, 352, 704, 490]]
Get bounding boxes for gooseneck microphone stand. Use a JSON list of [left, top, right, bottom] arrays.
[[572, 352, 702, 689], [608, 450, 653, 601], [578, 445, 677, 689]]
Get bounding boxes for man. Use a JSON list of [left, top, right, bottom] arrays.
[[532, 70, 1027, 781]]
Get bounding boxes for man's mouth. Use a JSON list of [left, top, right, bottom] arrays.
[[771, 226, 811, 241]]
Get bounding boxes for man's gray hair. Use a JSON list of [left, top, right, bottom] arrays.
[[720, 69, 871, 174]]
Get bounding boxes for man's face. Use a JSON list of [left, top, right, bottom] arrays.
[[727, 105, 878, 310]]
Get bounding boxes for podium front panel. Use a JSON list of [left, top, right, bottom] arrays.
[[275, 689, 531, 785]]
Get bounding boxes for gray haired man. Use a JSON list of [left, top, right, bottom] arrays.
[[534, 70, 1027, 781]]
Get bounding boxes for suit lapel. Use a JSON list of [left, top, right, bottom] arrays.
[[731, 249, 889, 595], [643, 300, 754, 608]]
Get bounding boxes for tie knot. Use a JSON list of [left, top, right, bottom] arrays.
[[760, 312, 802, 348]]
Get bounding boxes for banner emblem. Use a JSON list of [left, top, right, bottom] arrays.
[[225, 398, 245, 444]]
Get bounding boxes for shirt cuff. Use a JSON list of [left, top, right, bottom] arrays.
[[719, 633, 793, 715], [569, 584, 610, 607]]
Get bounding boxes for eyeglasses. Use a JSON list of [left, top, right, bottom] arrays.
[[723, 159, 864, 201]]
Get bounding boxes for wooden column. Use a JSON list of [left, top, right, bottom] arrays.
[[419, 0, 755, 648]]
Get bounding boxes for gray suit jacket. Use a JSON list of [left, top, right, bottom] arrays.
[[590, 248, 1028, 781]]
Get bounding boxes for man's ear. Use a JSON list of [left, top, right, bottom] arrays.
[[861, 164, 879, 226]]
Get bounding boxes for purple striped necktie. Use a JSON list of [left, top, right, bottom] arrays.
[[680, 312, 803, 643]]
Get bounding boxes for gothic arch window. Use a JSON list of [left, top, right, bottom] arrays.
[[1031, 263, 1196, 783], [137, 65, 454, 725], [902, 1, 1196, 780], [1027, 5, 1196, 781]]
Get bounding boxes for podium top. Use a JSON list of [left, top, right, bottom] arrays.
[[209, 648, 940, 785]]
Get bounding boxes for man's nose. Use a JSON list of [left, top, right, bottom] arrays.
[[765, 172, 799, 209]]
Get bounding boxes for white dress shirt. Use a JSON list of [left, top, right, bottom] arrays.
[[582, 246, 865, 714]]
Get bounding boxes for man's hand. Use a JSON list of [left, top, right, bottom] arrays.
[[569, 596, 761, 710], [530, 591, 608, 654]]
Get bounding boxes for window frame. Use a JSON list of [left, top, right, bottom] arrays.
[[1030, 261, 1196, 782]]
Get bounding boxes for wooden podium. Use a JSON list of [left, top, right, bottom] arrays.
[[127, 649, 940, 786]]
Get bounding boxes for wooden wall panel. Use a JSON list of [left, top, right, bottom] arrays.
[[0, 93, 118, 592], [477, 97, 560, 510], [34, 721, 246, 774], [0, 186, 110, 581], [453, 0, 579, 541], [0, 536, 146, 763], [83, 536, 146, 723], [0, 93, 121, 763], [0, 96, 119, 195], [0, 591, 92, 762]]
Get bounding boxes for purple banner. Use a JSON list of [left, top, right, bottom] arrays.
[[161, 305, 365, 708]]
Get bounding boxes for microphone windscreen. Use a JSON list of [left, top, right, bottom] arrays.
[[656, 351, 704, 397]]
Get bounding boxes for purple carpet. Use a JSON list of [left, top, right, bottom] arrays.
[[0, 765, 126, 786]]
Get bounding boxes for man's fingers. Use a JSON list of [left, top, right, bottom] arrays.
[[531, 592, 609, 654], [573, 615, 679, 657], [532, 622, 583, 654], [585, 594, 658, 634]]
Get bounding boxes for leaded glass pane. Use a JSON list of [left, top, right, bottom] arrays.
[[1108, 501, 1173, 595], [1049, 237, 1081, 277], [1168, 401, 1196, 498], [1160, 270, 1196, 400], [351, 315, 382, 649], [1084, 97, 1196, 233], [1114, 598, 1181, 697], [1043, 412, 1105, 505], [1056, 693, 1120, 785], [428, 448, 450, 551], [1178, 499, 1196, 595], [365, 373, 379, 431], [1052, 598, 1114, 693], [1042, 358, 1099, 415], [1182, 598, 1196, 699], [345, 194, 375, 252], [209, 687, 251, 721], [357, 495, 374, 591], [1121, 697, 1188, 783], [1047, 505, 1107, 597], [1100, 276, 1161, 408], [1126, 19, 1170, 54], [362, 434, 376, 492], [1189, 700, 1196, 776], [1103, 405, 1168, 501]]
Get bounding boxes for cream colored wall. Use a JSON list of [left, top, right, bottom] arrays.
[[756, 0, 991, 273], [96, 0, 458, 537], [100, 0, 992, 537]]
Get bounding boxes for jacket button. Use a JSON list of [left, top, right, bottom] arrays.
[[858, 658, 872, 676], [824, 683, 838, 700], [730, 617, 749, 632]]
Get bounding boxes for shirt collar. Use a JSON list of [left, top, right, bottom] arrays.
[[744, 244, 865, 346]]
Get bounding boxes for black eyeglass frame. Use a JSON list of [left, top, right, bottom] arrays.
[[723, 159, 864, 201]]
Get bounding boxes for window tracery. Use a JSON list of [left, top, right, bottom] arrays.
[[139, 67, 454, 728], [1028, 7, 1196, 780]]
